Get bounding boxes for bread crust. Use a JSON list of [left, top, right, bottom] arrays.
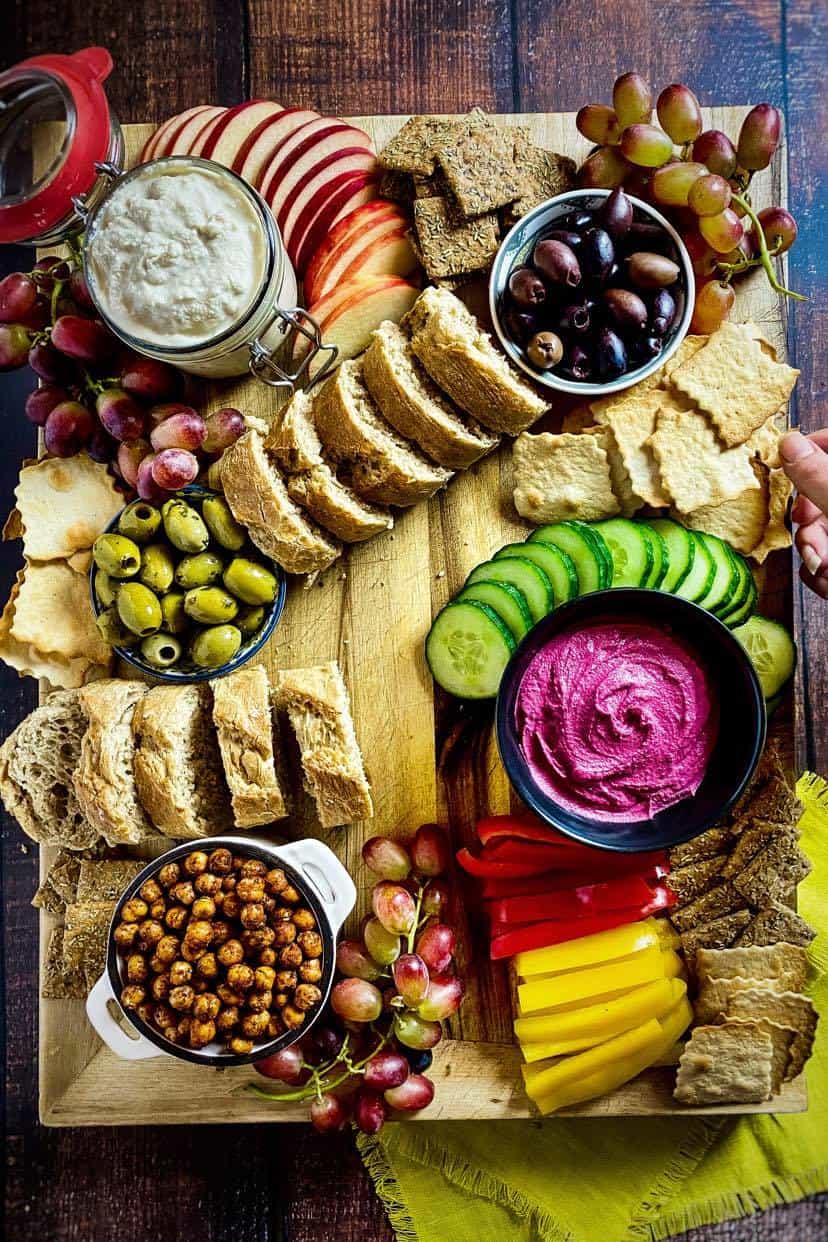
[[73, 678, 155, 845], [211, 665, 288, 828]]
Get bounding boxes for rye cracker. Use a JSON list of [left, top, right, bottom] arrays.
[[378, 115, 454, 175], [732, 834, 811, 906], [413, 197, 499, 278], [436, 109, 522, 218], [76, 859, 145, 902], [63, 899, 116, 988], [42, 926, 87, 1000], [679, 910, 752, 961], [669, 824, 732, 867], [670, 882, 744, 932], [735, 904, 815, 949], [667, 857, 726, 904]]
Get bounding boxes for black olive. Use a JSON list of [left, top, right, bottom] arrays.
[[563, 343, 592, 381], [558, 301, 593, 335], [581, 228, 615, 282], [651, 289, 677, 337], [598, 187, 633, 238], [572, 211, 594, 231], [533, 239, 581, 287], [622, 221, 673, 255], [508, 266, 547, 308], [630, 336, 664, 364], [595, 327, 628, 379], [545, 228, 583, 250], [603, 288, 648, 335], [502, 305, 537, 343]]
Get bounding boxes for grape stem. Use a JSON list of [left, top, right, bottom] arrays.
[[724, 191, 806, 301], [406, 887, 424, 954], [244, 1027, 391, 1104]]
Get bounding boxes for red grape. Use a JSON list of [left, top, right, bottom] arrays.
[[151, 447, 199, 490], [353, 1087, 388, 1134], [683, 231, 719, 277], [147, 401, 198, 429], [97, 388, 146, 442], [336, 939, 382, 981], [612, 73, 652, 128], [254, 1045, 306, 1083], [87, 424, 117, 464], [393, 1011, 442, 1050], [372, 881, 417, 934], [330, 978, 383, 1023], [44, 401, 95, 457], [755, 206, 797, 255], [363, 917, 401, 966], [619, 124, 673, 168], [421, 878, 451, 919], [737, 104, 781, 171], [651, 161, 706, 207], [362, 836, 411, 881], [384, 1073, 435, 1112], [392, 953, 430, 1006], [117, 438, 151, 488], [415, 923, 455, 973], [32, 256, 70, 293], [692, 129, 738, 179], [137, 453, 168, 502], [0, 324, 33, 370], [310, 1092, 349, 1133], [656, 84, 702, 144], [362, 1051, 409, 1091], [68, 268, 96, 313], [150, 411, 207, 452], [411, 823, 450, 877], [417, 974, 464, 1021], [19, 295, 51, 331], [25, 384, 69, 427], [202, 407, 246, 453], [699, 207, 745, 253], [310, 1025, 344, 1062], [51, 315, 115, 366], [687, 172, 732, 217], [0, 273, 37, 323], [28, 340, 76, 384], [577, 145, 630, 189], [121, 357, 182, 402], [575, 105, 621, 146], [690, 279, 736, 333]]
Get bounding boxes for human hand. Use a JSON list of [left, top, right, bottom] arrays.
[[780, 429, 828, 599]]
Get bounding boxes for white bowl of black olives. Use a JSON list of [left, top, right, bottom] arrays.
[[489, 188, 695, 395]]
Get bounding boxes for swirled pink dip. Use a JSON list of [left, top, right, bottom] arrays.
[[515, 621, 718, 822]]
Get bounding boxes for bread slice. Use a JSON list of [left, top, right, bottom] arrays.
[[274, 661, 373, 828], [220, 429, 341, 574], [0, 689, 100, 849], [132, 685, 233, 839], [266, 390, 394, 543], [362, 320, 499, 468], [211, 665, 289, 828], [314, 360, 452, 506], [403, 285, 548, 434], [73, 678, 155, 846]]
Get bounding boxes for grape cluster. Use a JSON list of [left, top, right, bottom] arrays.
[[249, 823, 463, 1135], [0, 254, 245, 498], [576, 76, 801, 331]]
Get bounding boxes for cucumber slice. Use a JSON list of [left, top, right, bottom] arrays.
[[642, 524, 668, 588], [717, 553, 753, 623], [528, 522, 609, 594], [695, 532, 740, 614], [426, 599, 516, 699], [495, 541, 578, 605], [672, 531, 715, 603], [592, 518, 654, 588], [723, 574, 758, 629], [457, 579, 532, 642], [648, 518, 695, 593], [731, 615, 796, 698], [466, 557, 553, 622]]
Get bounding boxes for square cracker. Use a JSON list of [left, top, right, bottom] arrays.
[[670, 882, 744, 932], [750, 468, 792, 563], [436, 109, 522, 218], [680, 910, 752, 962], [735, 904, 815, 949], [649, 404, 761, 512], [670, 322, 799, 447], [684, 461, 769, 556], [512, 431, 620, 524], [32, 877, 65, 915], [728, 986, 818, 1079], [0, 569, 99, 689], [729, 1016, 795, 1092], [732, 834, 811, 906], [674, 1021, 773, 1104], [14, 454, 123, 561], [378, 115, 455, 175], [63, 900, 116, 987], [76, 859, 145, 902], [10, 560, 111, 666], [378, 169, 414, 204], [592, 389, 668, 508], [42, 925, 87, 1000], [660, 334, 709, 381], [413, 196, 499, 278], [503, 129, 576, 223], [669, 824, 732, 867], [693, 974, 765, 1024], [667, 856, 726, 904], [584, 425, 640, 517], [696, 942, 809, 993]]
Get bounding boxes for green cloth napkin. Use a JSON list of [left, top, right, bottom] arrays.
[[359, 773, 828, 1242]]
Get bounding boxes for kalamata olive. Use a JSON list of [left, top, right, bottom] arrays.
[[595, 328, 628, 379], [626, 221, 669, 250], [627, 252, 681, 289], [572, 211, 594, 230], [563, 344, 592, 381], [502, 305, 537, 343], [599, 187, 633, 238], [651, 289, 677, 336], [605, 261, 621, 284], [532, 240, 581, 288], [526, 331, 564, 370], [630, 336, 664, 364], [546, 228, 583, 250], [580, 228, 615, 281], [558, 302, 592, 335], [508, 267, 547, 308], [603, 288, 648, 334]]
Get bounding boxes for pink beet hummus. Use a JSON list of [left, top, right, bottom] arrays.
[[515, 621, 718, 822]]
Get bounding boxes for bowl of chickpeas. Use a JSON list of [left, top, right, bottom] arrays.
[[85, 836, 356, 1066]]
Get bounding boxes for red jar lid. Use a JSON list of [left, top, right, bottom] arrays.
[[0, 47, 115, 244]]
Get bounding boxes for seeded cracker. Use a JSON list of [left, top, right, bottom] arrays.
[[670, 882, 745, 932], [720, 817, 790, 878], [503, 128, 576, 224], [679, 910, 752, 962], [436, 109, 522, 218], [378, 169, 414, 205], [732, 833, 811, 906], [42, 926, 87, 1000], [648, 404, 760, 512], [750, 468, 793, 563], [666, 856, 726, 904], [675, 1021, 774, 1104], [512, 432, 619, 524], [413, 196, 499, 278], [76, 858, 145, 902], [735, 904, 815, 949], [378, 116, 453, 176], [63, 899, 116, 988], [32, 877, 65, 915], [669, 824, 732, 867]]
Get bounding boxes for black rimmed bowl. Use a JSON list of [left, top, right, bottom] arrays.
[[495, 589, 766, 853]]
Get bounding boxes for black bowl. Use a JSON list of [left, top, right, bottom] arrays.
[[496, 589, 766, 853]]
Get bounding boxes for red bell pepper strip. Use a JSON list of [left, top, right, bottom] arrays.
[[483, 838, 587, 866], [476, 816, 585, 847], [478, 862, 669, 900], [456, 848, 559, 880], [486, 876, 656, 926], [490, 907, 652, 960]]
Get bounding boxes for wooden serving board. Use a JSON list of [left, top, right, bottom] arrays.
[[37, 109, 804, 1124]]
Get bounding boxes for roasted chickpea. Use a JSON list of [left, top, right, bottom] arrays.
[[189, 1019, 216, 1049], [184, 919, 213, 948], [136, 1001, 155, 1025], [263, 896, 277, 915], [180, 940, 206, 963], [169, 960, 193, 986], [192, 993, 221, 1022], [281, 1005, 306, 1030], [165, 906, 188, 931], [240, 903, 265, 930], [236, 877, 265, 903], [266, 1014, 284, 1039], [150, 899, 167, 920], [274, 969, 297, 992], [272, 922, 297, 947], [195, 872, 222, 897], [175, 1017, 191, 1042], [247, 989, 273, 1014], [258, 948, 277, 967], [154, 1003, 176, 1030], [272, 905, 292, 923], [226, 963, 255, 992], [210, 919, 232, 946], [274, 992, 289, 1008], [169, 984, 195, 1011], [149, 954, 166, 974], [297, 930, 323, 958], [151, 973, 171, 1001], [120, 984, 146, 1009], [217, 983, 245, 1007], [217, 938, 244, 967], [183, 850, 209, 876], [221, 893, 241, 919], [242, 927, 275, 951], [222, 875, 237, 892], [299, 959, 323, 984], [240, 858, 266, 878], [293, 908, 316, 931], [139, 878, 163, 904], [114, 921, 139, 951], [121, 897, 149, 923], [264, 867, 288, 895], [216, 1006, 240, 1032], [193, 978, 209, 994], [170, 880, 195, 905], [196, 952, 219, 979], [157, 862, 180, 888], [240, 1011, 269, 1038], [232, 855, 245, 871], [294, 983, 322, 1012], [228, 1037, 254, 1055], [281, 885, 301, 904], [126, 953, 148, 983], [208, 847, 232, 875], [279, 943, 303, 968], [191, 896, 216, 921], [137, 919, 165, 951], [155, 934, 180, 964], [254, 966, 277, 991]]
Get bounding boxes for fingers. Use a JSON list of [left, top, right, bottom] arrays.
[[795, 518, 828, 577], [799, 561, 828, 600], [791, 493, 822, 526], [780, 431, 828, 513]]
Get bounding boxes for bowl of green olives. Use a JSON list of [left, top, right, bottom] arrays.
[[90, 485, 286, 681]]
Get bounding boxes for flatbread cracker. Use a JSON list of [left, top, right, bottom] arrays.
[[750, 468, 792, 563], [680, 910, 752, 961], [732, 834, 811, 906], [11, 560, 111, 666], [683, 461, 769, 555], [561, 405, 596, 434], [593, 389, 668, 508], [670, 322, 799, 447], [674, 1021, 773, 1104], [649, 404, 760, 512], [693, 974, 765, 1024], [748, 415, 784, 469], [735, 904, 815, 949], [378, 115, 454, 175], [584, 425, 640, 517], [42, 926, 87, 1000], [696, 942, 809, 993], [436, 109, 522, 218], [728, 986, 818, 1078], [14, 454, 122, 561], [670, 882, 744, 932], [667, 856, 726, 904], [512, 431, 620, 524], [730, 1016, 795, 1092], [660, 334, 709, 381], [0, 569, 100, 689], [76, 859, 144, 902], [413, 197, 499, 278]]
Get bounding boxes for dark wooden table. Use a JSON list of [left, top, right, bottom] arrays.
[[2, 3, 826, 1238]]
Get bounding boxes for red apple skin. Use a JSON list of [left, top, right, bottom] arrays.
[[233, 107, 319, 180], [304, 277, 420, 375], [139, 109, 199, 162], [293, 175, 379, 275], [278, 147, 378, 240], [304, 201, 405, 300], [199, 100, 285, 164], [163, 107, 226, 157], [260, 117, 372, 208], [188, 109, 230, 156], [305, 212, 414, 305]]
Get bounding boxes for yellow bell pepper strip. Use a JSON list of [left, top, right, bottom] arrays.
[[515, 916, 676, 981], [517, 946, 682, 1016], [518, 977, 687, 1062], [522, 1017, 664, 1098], [531, 996, 693, 1115]]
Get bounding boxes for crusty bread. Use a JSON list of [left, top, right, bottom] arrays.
[[274, 661, 373, 828], [132, 685, 233, 839], [73, 679, 156, 846], [267, 390, 394, 542], [0, 689, 100, 849], [403, 285, 548, 434], [314, 360, 452, 507], [219, 429, 341, 574], [211, 665, 289, 828], [363, 320, 499, 468]]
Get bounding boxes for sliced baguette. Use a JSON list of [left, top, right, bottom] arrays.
[[211, 665, 289, 828], [403, 285, 548, 434], [219, 429, 341, 574], [274, 660, 373, 828], [73, 678, 156, 845], [266, 390, 393, 542], [362, 320, 499, 468], [132, 685, 233, 839], [314, 360, 452, 506]]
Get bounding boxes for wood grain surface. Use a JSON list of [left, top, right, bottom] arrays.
[[3, 2, 826, 1239]]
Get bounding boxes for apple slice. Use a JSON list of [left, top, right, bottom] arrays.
[[166, 106, 227, 156], [315, 226, 417, 304], [140, 109, 196, 162], [198, 100, 284, 165], [293, 176, 379, 275], [234, 107, 320, 185], [278, 147, 377, 245], [189, 108, 233, 156], [304, 276, 420, 376], [259, 119, 373, 215], [304, 205, 411, 304]]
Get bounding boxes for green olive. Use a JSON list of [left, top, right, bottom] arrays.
[[116, 582, 163, 637], [223, 557, 278, 606], [118, 500, 162, 543], [94, 569, 117, 609], [140, 633, 183, 668], [202, 495, 246, 551], [184, 586, 239, 625], [139, 543, 176, 594], [161, 498, 209, 553], [191, 624, 242, 669], [175, 550, 224, 589], [159, 591, 189, 635], [92, 533, 142, 579], [96, 606, 138, 648], [235, 605, 267, 638]]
